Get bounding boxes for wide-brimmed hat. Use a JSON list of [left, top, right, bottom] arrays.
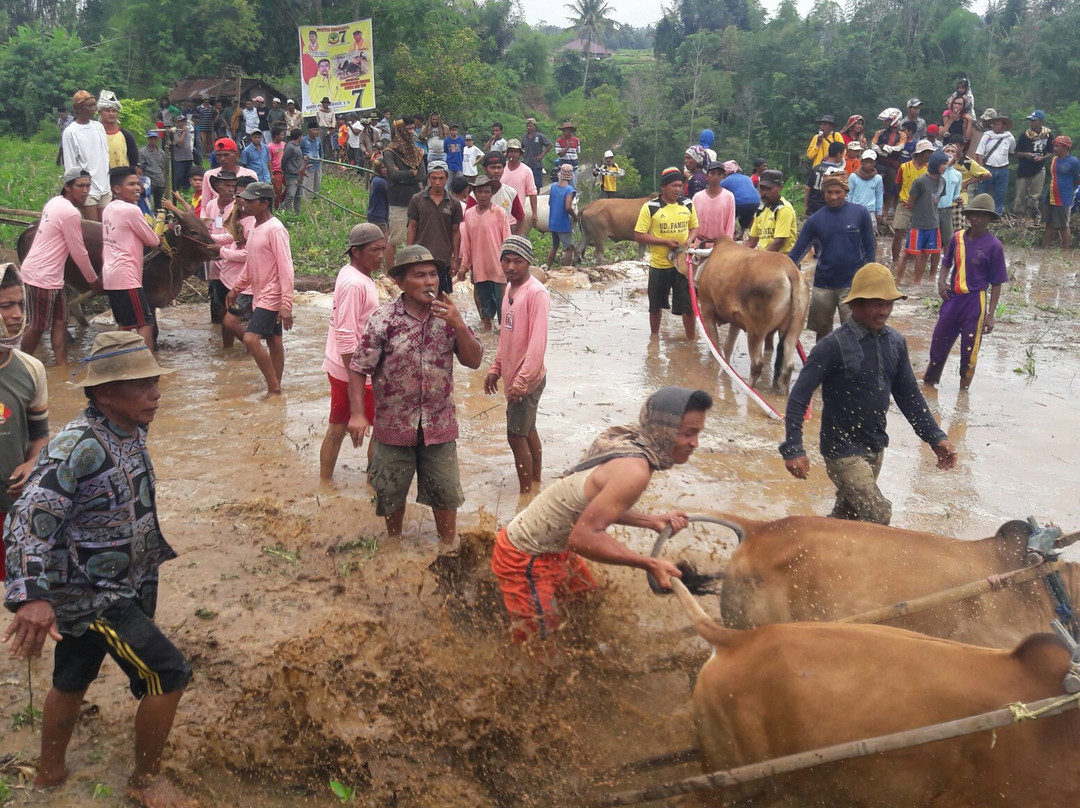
[[73, 332, 176, 389], [470, 175, 501, 192], [842, 263, 906, 304], [816, 114, 836, 124], [208, 170, 237, 188], [389, 245, 445, 279], [980, 107, 998, 122], [987, 111, 1012, 128], [559, 121, 577, 131], [962, 193, 1000, 220]]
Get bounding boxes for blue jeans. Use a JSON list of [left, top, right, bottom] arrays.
[[530, 165, 544, 189], [980, 166, 1010, 215]]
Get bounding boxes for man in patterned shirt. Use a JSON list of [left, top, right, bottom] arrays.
[[3, 331, 194, 808], [348, 246, 483, 544]]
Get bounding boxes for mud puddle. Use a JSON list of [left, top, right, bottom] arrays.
[[2, 246, 1079, 806]]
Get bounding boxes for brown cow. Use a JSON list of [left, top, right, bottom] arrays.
[[672, 580, 1080, 808], [694, 237, 809, 393], [15, 197, 215, 312], [701, 512, 1080, 648], [574, 195, 650, 263]]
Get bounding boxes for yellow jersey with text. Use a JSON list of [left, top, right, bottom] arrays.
[[634, 196, 699, 269]]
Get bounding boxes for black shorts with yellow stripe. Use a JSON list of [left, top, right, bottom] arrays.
[[53, 596, 191, 698]]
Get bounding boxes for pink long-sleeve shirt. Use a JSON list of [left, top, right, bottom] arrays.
[[102, 200, 159, 290], [322, 263, 379, 382], [208, 205, 254, 294], [490, 275, 549, 398], [232, 216, 294, 313], [692, 187, 737, 241], [460, 205, 510, 284], [19, 196, 97, 288]]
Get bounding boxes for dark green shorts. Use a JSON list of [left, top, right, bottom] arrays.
[[369, 439, 464, 515], [506, 377, 546, 436]]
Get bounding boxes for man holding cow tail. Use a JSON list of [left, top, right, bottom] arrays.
[[779, 264, 957, 525], [634, 167, 700, 340], [491, 387, 709, 663]]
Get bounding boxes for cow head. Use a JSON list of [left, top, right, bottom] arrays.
[[162, 195, 216, 269]]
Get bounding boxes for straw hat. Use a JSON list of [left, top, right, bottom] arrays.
[[842, 263, 906, 304], [73, 332, 176, 389]]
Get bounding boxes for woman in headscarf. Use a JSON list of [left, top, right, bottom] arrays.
[[684, 145, 709, 197], [490, 387, 713, 654], [840, 115, 867, 149], [381, 117, 426, 269]]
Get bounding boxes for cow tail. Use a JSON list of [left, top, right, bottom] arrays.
[[671, 579, 737, 648]]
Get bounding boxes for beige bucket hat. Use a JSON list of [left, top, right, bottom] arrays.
[[73, 332, 176, 388], [842, 263, 907, 304]]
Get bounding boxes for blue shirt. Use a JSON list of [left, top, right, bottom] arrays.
[[240, 143, 271, 182], [443, 136, 465, 172], [367, 176, 389, 222], [788, 202, 876, 289], [847, 172, 883, 216], [548, 183, 576, 233], [1047, 154, 1080, 207], [780, 319, 946, 461], [720, 173, 760, 207], [939, 166, 962, 209], [300, 135, 322, 165]]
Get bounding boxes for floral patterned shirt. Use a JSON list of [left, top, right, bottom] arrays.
[[3, 405, 175, 636], [350, 296, 480, 447]]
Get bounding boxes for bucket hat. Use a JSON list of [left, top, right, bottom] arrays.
[[842, 263, 906, 304], [470, 175, 501, 192], [559, 121, 577, 132], [962, 193, 1000, 220], [388, 244, 445, 279], [208, 170, 237, 188], [73, 332, 176, 389]]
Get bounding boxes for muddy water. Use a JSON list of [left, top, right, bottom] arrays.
[[1, 247, 1079, 806]]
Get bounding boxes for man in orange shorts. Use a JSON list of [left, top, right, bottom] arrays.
[[491, 387, 711, 653], [320, 223, 385, 480]]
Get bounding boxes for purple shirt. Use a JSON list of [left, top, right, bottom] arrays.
[[942, 229, 1007, 294], [350, 296, 480, 446]]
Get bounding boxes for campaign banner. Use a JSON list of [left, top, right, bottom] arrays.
[[299, 20, 375, 114]]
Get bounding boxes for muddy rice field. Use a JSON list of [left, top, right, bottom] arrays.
[[1, 247, 1079, 806]]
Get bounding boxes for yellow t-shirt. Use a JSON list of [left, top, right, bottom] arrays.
[[806, 131, 845, 167], [898, 161, 927, 204], [956, 159, 990, 204], [749, 198, 798, 253], [634, 196, 699, 269], [106, 130, 129, 169], [601, 162, 619, 192]]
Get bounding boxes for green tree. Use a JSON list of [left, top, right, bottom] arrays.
[[574, 83, 624, 163], [564, 0, 615, 94], [384, 28, 496, 122]]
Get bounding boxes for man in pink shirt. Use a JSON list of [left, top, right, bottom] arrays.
[[202, 171, 244, 346], [20, 168, 102, 365], [484, 236, 549, 495], [102, 166, 163, 349], [459, 175, 511, 332], [202, 138, 257, 208], [466, 151, 527, 235], [217, 177, 258, 350], [225, 182, 294, 396], [267, 128, 287, 205], [320, 223, 384, 481], [501, 140, 538, 233], [692, 161, 737, 244]]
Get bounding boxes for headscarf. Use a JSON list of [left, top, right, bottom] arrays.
[[72, 90, 95, 108], [0, 264, 25, 349], [877, 108, 902, 128], [558, 163, 574, 181], [699, 129, 715, 149], [569, 387, 700, 474], [821, 172, 849, 191], [387, 118, 422, 169], [685, 145, 708, 168], [1055, 135, 1073, 150], [96, 90, 122, 112], [723, 159, 740, 174], [840, 114, 864, 135]]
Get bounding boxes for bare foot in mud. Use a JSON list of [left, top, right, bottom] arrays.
[[126, 775, 198, 808], [32, 767, 68, 789]]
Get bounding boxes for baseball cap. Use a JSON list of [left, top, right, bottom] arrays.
[[214, 137, 238, 152], [237, 182, 274, 200], [816, 114, 836, 124], [506, 138, 523, 151], [525, 117, 537, 125], [62, 166, 89, 183], [604, 149, 614, 158], [465, 133, 474, 140], [907, 97, 922, 107], [926, 124, 939, 135], [914, 139, 935, 154], [1027, 110, 1045, 121], [861, 149, 878, 160], [758, 169, 784, 188], [272, 97, 281, 103], [344, 223, 385, 254], [482, 150, 506, 166]]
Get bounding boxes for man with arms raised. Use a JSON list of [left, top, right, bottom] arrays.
[[4, 331, 193, 808], [491, 387, 709, 656], [20, 168, 102, 365]]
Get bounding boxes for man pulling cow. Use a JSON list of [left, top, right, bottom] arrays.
[[491, 387, 710, 659], [780, 264, 957, 524]]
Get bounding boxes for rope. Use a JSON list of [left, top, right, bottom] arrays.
[[1008, 691, 1080, 722]]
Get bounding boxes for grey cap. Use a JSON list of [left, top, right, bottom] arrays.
[[345, 223, 385, 254], [757, 169, 784, 188], [427, 160, 449, 175], [237, 182, 275, 200], [62, 166, 90, 184]]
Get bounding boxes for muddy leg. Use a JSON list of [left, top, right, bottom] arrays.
[[242, 333, 281, 395], [891, 228, 904, 264], [320, 422, 348, 481], [51, 318, 70, 365], [385, 508, 405, 540], [912, 253, 928, 285], [35, 687, 88, 788], [267, 335, 284, 386], [526, 429, 542, 488], [433, 508, 456, 544], [895, 251, 909, 284], [681, 311, 696, 340], [508, 432, 536, 494], [127, 689, 196, 808], [649, 310, 661, 335], [136, 324, 155, 351], [21, 327, 44, 361]]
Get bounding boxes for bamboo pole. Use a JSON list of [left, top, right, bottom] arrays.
[[593, 692, 1080, 807], [0, 207, 40, 218], [837, 561, 1064, 625]]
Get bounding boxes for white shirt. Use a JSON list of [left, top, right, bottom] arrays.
[[976, 131, 1016, 168], [348, 122, 363, 149], [62, 120, 110, 197], [462, 145, 485, 176]]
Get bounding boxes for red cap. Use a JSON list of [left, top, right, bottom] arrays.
[[214, 137, 238, 152], [926, 124, 939, 135]]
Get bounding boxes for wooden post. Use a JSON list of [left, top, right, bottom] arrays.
[[837, 561, 1064, 625], [593, 692, 1080, 807]]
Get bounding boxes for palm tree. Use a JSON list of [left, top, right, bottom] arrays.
[[564, 0, 615, 94]]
